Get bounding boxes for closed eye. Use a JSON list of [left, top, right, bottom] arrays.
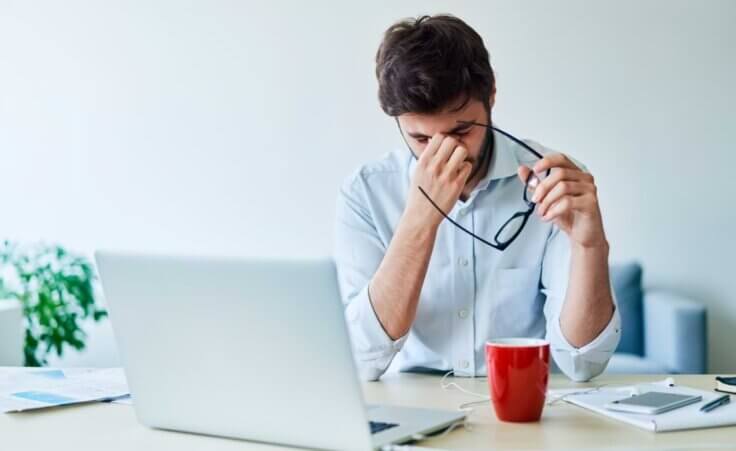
[[411, 127, 470, 144]]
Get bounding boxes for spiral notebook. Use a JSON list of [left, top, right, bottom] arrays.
[[549, 379, 736, 432]]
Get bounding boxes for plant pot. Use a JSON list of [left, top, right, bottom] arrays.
[[0, 299, 23, 366]]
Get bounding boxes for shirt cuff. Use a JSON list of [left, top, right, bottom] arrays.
[[344, 284, 408, 380], [549, 304, 622, 382]]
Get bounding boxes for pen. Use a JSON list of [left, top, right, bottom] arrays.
[[700, 394, 730, 413]]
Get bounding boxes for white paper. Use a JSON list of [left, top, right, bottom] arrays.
[[0, 367, 129, 413], [550, 380, 736, 432]]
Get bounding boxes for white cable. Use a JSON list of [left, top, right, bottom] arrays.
[[545, 377, 676, 406], [379, 372, 481, 451], [545, 385, 611, 406], [545, 383, 641, 406], [440, 370, 488, 399], [441, 369, 641, 410], [438, 370, 491, 416], [411, 417, 472, 440], [380, 418, 471, 451]]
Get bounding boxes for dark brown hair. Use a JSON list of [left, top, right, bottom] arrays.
[[375, 15, 495, 116]]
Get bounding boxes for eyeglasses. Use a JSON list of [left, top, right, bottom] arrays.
[[407, 121, 549, 251]]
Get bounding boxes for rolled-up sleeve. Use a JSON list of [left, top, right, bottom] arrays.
[[334, 173, 407, 381], [541, 226, 622, 382]]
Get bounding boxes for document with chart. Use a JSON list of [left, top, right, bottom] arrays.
[[0, 367, 129, 412]]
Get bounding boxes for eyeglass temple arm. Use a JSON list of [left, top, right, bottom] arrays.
[[416, 186, 503, 250], [456, 121, 546, 160]]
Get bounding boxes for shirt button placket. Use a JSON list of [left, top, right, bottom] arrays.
[[452, 206, 475, 376]]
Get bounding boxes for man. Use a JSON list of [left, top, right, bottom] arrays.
[[334, 15, 620, 382]]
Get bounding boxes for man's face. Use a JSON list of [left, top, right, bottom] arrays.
[[397, 98, 491, 179]]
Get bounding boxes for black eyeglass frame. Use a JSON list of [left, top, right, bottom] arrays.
[[404, 121, 550, 251]]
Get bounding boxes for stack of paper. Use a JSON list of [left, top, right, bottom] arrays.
[[0, 367, 129, 412]]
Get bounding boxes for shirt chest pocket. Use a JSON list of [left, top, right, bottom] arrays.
[[491, 266, 543, 328]]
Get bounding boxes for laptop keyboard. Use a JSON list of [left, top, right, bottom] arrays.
[[369, 421, 399, 434]]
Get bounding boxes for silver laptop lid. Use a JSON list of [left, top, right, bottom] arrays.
[[96, 252, 374, 451]]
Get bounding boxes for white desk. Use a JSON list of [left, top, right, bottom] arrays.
[[1, 373, 733, 450]]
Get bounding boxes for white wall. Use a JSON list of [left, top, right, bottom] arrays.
[[1, 1, 734, 371]]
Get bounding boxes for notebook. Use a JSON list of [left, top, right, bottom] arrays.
[[549, 379, 736, 432]]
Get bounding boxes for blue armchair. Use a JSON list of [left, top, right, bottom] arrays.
[[605, 262, 708, 374]]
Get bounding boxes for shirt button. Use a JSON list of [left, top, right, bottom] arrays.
[[458, 360, 469, 369], [458, 257, 469, 267], [347, 308, 358, 322], [458, 309, 468, 319]]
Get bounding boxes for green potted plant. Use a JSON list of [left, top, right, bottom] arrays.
[[0, 240, 107, 366]]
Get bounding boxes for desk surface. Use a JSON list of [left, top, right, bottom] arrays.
[[2, 373, 733, 450]]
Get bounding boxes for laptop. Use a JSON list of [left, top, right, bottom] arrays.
[[95, 252, 465, 451]]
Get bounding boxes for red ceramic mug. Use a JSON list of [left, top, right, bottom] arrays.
[[485, 338, 550, 422]]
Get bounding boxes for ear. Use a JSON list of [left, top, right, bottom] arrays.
[[488, 87, 496, 110]]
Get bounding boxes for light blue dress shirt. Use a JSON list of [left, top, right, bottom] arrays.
[[334, 129, 621, 382]]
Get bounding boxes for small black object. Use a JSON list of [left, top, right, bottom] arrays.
[[700, 394, 730, 413], [715, 376, 736, 395]]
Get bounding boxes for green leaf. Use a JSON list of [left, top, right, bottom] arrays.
[[93, 310, 108, 321]]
